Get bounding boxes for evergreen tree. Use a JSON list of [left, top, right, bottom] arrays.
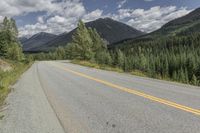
[[88, 27, 106, 53], [0, 31, 11, 57], [71, 20, 93, 60], [0, 17, 24, 60], [116, 49, 125, 69], [191, 74, 198, 85], [7, 42, 24, 61]]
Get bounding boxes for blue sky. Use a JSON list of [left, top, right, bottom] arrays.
[[0, 0, 200, 37]]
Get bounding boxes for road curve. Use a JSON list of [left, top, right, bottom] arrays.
[[1, 61, 200, 133]]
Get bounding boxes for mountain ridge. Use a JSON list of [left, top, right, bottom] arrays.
[[110, 7, 200, 47], [22, 18, 145, 52], [22, 32, 57, 52]]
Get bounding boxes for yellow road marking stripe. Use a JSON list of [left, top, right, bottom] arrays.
[[51, 62, 200, 116]]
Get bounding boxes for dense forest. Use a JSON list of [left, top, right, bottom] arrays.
[[114, 34, 200, 85], [33, 20, 200, 86], [0, 17, 24, 61]]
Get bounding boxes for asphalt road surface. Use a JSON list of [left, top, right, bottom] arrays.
[[1, 61, 200, 133]]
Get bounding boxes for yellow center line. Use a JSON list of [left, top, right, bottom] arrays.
[[50, 62, 200, 116]]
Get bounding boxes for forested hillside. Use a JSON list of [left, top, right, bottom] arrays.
[[109, 8, 200, 85], [113, 34, 200, 85]]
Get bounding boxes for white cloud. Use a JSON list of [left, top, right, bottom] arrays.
[[0, 0, 85, 17], [111, 6, 191, 33], [20, 8, 105, 37], [37, 16, 44, 24], [14, 0, 86, 36], [0, 16, 4, 22], [83, 9, 103, 22], [117, 0, 127, 9], [3, 0, 191, 37], [19, 15, 78, 37]]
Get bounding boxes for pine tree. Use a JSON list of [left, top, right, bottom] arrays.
[[7, 42, 23, 61], [184, 68, 189, 83], [163, 57, 169, 78], [3, 17, 9, 31], [0, 17, 24, 59], [191, 74, 198, 85], [172, 70, 177, 81], [116, 49, 125, 69], [88, 27, 106, 53], [0, 31, 10, 57], [71, 20, 93, 60]]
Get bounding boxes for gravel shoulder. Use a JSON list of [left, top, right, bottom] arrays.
[[0, 63, 65, 133]]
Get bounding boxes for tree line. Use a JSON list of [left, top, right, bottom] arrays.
[[0, 17, 24, 61], [33, 20, 200, 86], [112, 34, 200, 86]]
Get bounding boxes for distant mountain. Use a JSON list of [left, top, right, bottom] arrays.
[[26, 18, 144, 52], [18, 37, 28, 45], [22, 32, 57, 52], [151, 8, 200, 36], [111, 7, 200, 47]]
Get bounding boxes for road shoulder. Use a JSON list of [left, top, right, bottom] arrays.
[[0, 63, 65, 133]]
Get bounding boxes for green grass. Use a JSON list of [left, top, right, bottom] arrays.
[[72, 60, 197, 87], [71, 60, 179, 82], [71, 60, 150, 78], [130, 70, 148, 77], [72, 60, 123, 73], [0, 60, 33, 106]]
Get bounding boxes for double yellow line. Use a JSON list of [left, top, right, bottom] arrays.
[[51, 62, 200, 116]]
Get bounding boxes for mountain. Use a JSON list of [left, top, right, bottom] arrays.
[[22, 32, 57, 52], [152, 8, 200, 37], [18, 37, 28, 45], [27, 18, 144, 52], [111, 7, 200, 47]]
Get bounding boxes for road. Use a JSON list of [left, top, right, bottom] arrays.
[[1, 61, 200, 133]]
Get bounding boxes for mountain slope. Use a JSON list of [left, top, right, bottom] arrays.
[[30, 18, 144, 52], [18, 37, 28, 45], [22, 32, 57, 52], [148, 8, 200, 37], [111, 7, 200, 47]]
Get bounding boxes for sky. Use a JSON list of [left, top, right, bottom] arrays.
[[0, 0, 200, 37]]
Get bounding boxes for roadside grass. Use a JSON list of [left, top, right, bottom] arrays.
[[130, 70, 148, 77], [72, 60, 123, 73], [0, 60, 33, 106], [71, 60, 151, 78], [71, 60, 193, 86]]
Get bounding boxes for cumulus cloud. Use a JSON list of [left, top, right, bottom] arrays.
[[19, 15, 78, 37], [0, 0, 85, 17], [9, 0, 86, 37], [111, 6, 191, 33], [17, 1, 106, 37], [18, 5, 105, 36]]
